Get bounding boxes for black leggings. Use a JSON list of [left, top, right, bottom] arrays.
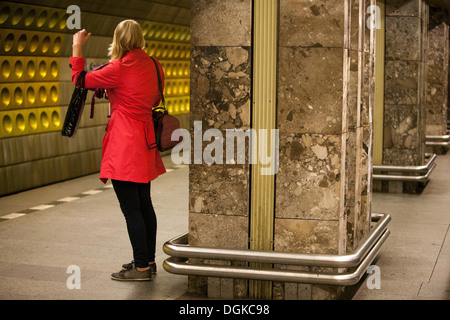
[[112, 180, 157, 268]]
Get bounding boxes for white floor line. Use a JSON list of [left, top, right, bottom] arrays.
[[30, 204, 55, 211], [2, 213, 27, 220], [58, 197, 81, 202], [82, 190, 103, 195]]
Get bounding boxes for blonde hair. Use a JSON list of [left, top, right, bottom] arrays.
[[108, 20, 145, 60]]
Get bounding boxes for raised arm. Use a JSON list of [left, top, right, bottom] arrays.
[[70, 29, 120, 89]]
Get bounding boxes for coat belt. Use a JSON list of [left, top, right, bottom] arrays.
[[114, 106, 157, 150]]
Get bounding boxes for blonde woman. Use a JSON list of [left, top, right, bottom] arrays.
[[70, 20, 166, 281]]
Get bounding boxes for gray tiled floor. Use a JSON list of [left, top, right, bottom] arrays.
[[0, 156, 189, 300], [1, 154, 449, 300], [353, 153, 450, 300]]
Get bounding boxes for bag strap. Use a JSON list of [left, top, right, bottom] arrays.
[[150, 57, 165, 107], [76, 71, 86, 88]]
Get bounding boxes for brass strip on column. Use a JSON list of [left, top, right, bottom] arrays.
[[373, 0, 385, 165], [249, 0, 278, 300]]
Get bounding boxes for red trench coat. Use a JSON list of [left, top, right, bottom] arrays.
[[70, 48, 166, 184]]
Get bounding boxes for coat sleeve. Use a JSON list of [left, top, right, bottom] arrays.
[[70, 57, 121, 89]]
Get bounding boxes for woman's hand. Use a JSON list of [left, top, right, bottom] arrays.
[[72, 29, 91, 58], [73, 29, 92, 47]]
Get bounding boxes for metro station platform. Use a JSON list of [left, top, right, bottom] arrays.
[[0, 154, 449, 300]]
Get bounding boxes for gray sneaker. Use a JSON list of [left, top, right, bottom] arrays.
[[111, 265, 152, 281], [122, 260, 157, 274]]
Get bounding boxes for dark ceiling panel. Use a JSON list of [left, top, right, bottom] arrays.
[[428, 0, 450, 11], [9, 0, 191, 25]]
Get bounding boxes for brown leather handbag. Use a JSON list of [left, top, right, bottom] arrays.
[[151, 57, 183, 152]]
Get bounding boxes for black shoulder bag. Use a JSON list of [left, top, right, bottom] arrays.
[[62, 71, 88, 138]]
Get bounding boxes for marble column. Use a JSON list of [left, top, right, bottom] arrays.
[[383, 0, 428, 166], [188, 0, 252, 298], [188, 0, 376, 300], [426, 6, 449, 153], [275, 0, 375, 300], [375, 0, 429, 193]]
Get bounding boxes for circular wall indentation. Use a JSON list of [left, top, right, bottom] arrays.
[[174, 46, 181, 59], [154, 26, 163, 39], [2, 115, 12, 133], [14, 60, 23, 79], [162, 45, 168, 58], [147, 24, 157, 38], [24, 9, 36, 26], [14, 87, 23, 105], [26, 60, 35, 78], [29, 34, 39, 53], [0, 6, 10, 24], [40, 111, 49, 128], [16, 113, 25, 131], [177, 64, 184, 77], [26, 86, 35, 104], [50, 61, 58, 78], [12, 7, 24, 25], [142, 23, 149, 37], [155, 44, 162, 57], [11, 8, 23, 26], [1, 87, 10, 107], [51, 110, 60, 127], [39, 60, 47, 78], [160, 28, 168, 40], [50, 86, 58, 103], [17, 34, 27, 52], [1, 60, 10, 79], [167, 100, 173, 114], [4, 33, 14, 52], [142, 45, 149, 54], [167, 48, 174, 59], [36, 10, 47, 27], [173, 28, 182, 41], [48, 12, 58, 28], [165, 64, 172, 77], [59, 13, 68, 30], [42, 36, 50, 53], [38, 86, 47, 103], [53, 36, 61, 54], [148, 43, 156, 56], [167, 27, 176, 40], [28, 112, 37, 130]]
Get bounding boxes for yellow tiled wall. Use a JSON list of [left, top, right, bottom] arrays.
[[0, 1, 190, 195]]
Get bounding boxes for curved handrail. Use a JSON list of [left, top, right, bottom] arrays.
[[163, 213, 390, 269], [163, 229, 390, 286], [372, 153, 436, 173], [373, 162, 436, 182]]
